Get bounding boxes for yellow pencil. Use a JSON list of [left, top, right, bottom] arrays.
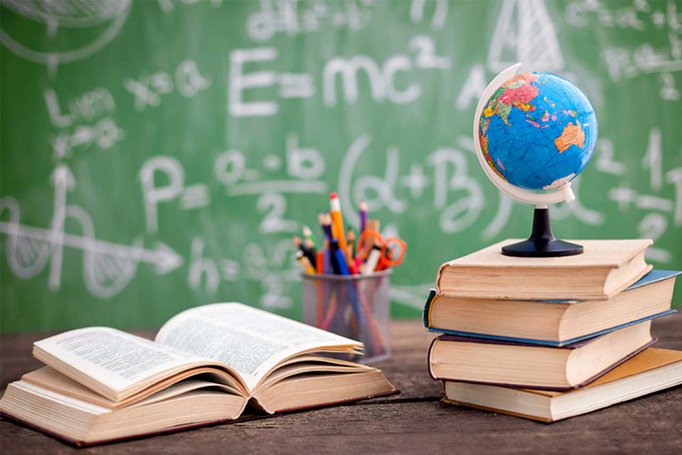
[[329, 192, 347, 253]]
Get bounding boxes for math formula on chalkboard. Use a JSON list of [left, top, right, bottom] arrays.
[[1, 0, 681, 331]]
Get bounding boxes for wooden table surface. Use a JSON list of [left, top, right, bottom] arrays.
[[1, 314, 681, 454]]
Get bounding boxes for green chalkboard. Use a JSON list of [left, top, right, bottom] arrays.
[[2, 0, 681, 333]]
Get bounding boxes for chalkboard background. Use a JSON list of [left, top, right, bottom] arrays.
[[2, 0, 681, 333]]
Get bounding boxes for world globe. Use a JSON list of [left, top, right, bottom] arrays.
[[478, 72, 598, 191], [473, 65, 599, 257]]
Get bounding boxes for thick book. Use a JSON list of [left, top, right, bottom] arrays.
[[425, 270, 679, 347], [442, 348, 682, 422], [428, 320, 654, 390], [0, 303, 396, 446], [436, 238, 652, 300]]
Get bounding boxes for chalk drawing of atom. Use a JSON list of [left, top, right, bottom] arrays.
[[0, 0, 131, 71]]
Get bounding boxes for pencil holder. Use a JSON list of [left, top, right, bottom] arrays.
[[301, 270, 392, 364]]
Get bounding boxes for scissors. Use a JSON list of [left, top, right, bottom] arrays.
[[357, 230, 406, 269]]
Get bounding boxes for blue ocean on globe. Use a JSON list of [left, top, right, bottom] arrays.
[[478, 72, 598, 191]]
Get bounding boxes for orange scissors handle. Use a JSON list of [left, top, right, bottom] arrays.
[[379, 237, 406, 268]]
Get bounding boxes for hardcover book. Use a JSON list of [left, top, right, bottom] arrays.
[[435, 239, 652, 301], [443, 348, 682, 422], [424, 270, 679, 346], [0, 303, 397, 446], [428, 321, 654, 390]]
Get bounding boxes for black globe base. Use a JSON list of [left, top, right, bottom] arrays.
[[501, 207, 583, 258]]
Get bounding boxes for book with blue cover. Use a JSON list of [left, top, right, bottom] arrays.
[[424, 269, 679, 347]]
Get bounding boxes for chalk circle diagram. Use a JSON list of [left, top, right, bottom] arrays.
[[0, 0, 131, 66]]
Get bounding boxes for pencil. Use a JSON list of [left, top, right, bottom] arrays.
[[329, 193, 347, 253]]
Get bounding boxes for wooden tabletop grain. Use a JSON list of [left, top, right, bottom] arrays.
[[1, 314, 681, 454]]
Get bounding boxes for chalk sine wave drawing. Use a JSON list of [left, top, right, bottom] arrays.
[[0, 164, 183, 299]]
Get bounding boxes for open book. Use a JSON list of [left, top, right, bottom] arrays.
[[0, 303, 396, 446]]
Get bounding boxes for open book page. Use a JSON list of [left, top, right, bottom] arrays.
[[33, 327, 206, 394], [155, 303, 361, 391]]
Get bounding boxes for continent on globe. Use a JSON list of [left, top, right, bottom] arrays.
[[554, 121, 586, 153], [478, 72, 597, 191], [482, 73, 539, 126]]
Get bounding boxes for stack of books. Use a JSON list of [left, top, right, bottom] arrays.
[[423, 239, 682, 422]]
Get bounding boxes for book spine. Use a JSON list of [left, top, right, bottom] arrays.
[[427, 337, 439, 381], [422, 289, 437, 328], [435, 262, 449, 294]]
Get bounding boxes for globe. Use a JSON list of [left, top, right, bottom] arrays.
[[478, 72, 597, 191], [473, 65, 599, 257]]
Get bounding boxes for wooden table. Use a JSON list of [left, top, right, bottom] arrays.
[[1, 315, 681, 454]]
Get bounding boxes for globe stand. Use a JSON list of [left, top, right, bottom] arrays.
[[501, 207, 583, 257]]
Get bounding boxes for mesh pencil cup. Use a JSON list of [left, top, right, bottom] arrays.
[[301, 270, 392, 364]]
